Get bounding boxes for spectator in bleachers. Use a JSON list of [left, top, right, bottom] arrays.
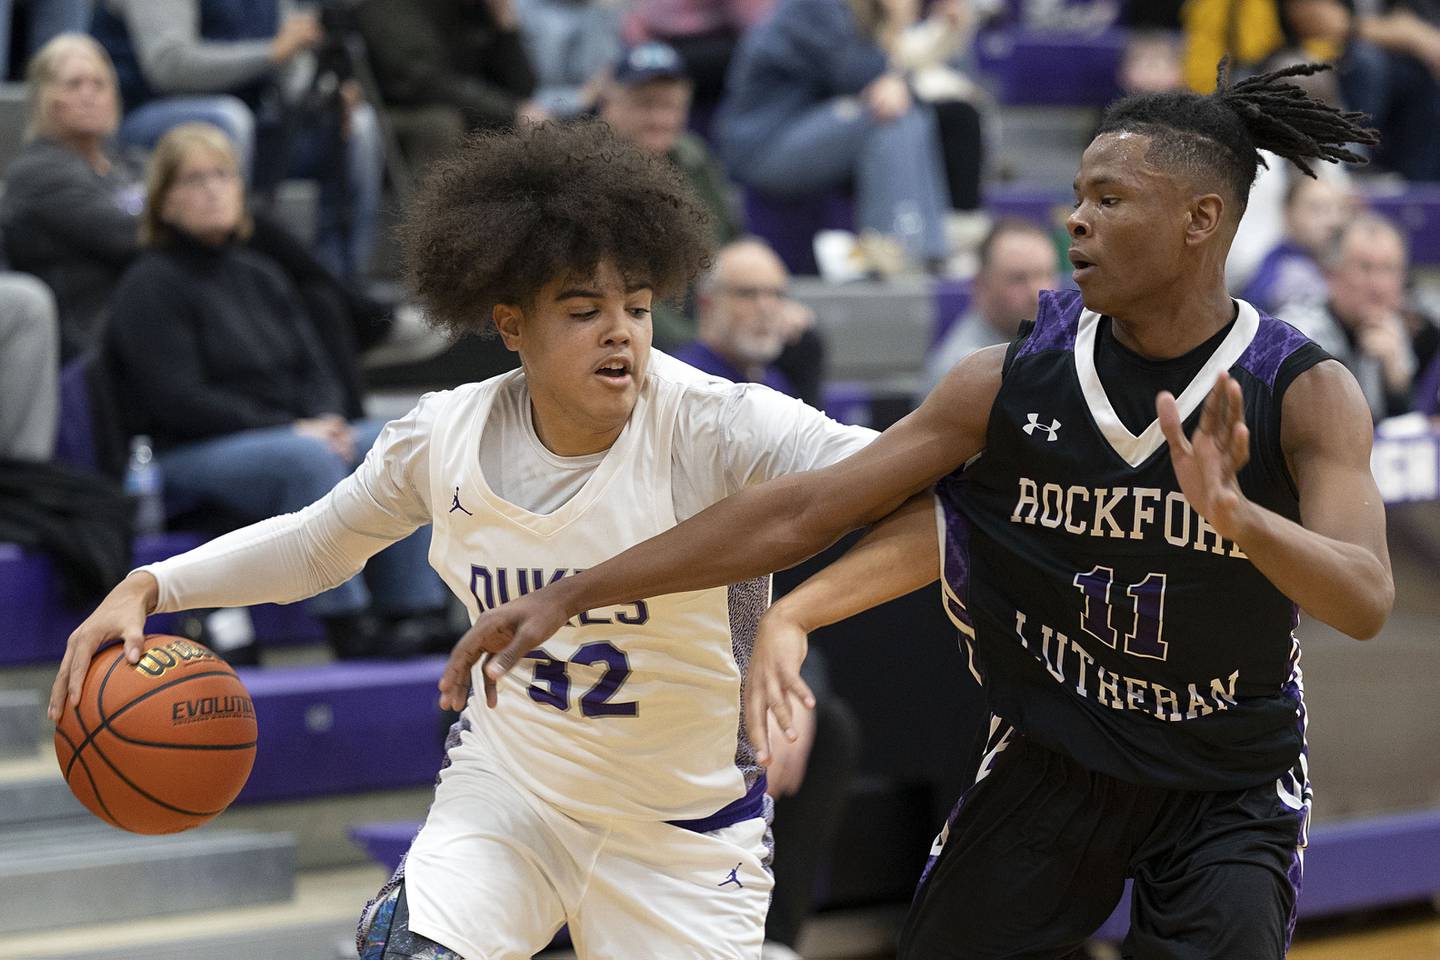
[[2, 33, 392, 375], [1241, 173, 1353, 314], [600, 51, 839, 404], [514, 0, 622, 120], [674, 238, 818, 396], [599, 41, 741, 348], [1118, 30, 1185, 96], [0, 271, 59, 461], [0, 0, 91, 80], [90, 0, 383, 276], [104, 123, 448, 659], [922, 218, 1057, 395], [1279, 0, 1440, 180], [715, 0, 954, 272], [624, 0, 775, 119], [353, 0, 541, 176], [1281, 214, 1435, 420], [601, 42, 740, 246], [0, 32, 142, 359], [890, 0, 988, 213]]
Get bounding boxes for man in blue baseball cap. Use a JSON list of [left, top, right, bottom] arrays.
[[600, 41, 742, 346]]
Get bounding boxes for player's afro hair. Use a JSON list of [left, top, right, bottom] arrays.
[[401, 119, 714, 337]]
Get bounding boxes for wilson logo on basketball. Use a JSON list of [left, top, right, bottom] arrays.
[[170, 695, 256, 725], [133, 638, 217, 678]]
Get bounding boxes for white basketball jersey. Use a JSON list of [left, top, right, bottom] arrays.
[[428, 367, 767, 823]]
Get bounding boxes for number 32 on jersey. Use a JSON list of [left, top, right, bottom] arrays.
[[525, 642, 638, 717]]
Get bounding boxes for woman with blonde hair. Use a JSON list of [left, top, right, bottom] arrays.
[[2, 33, 394, 377], [0, 33, 145, 357], [104, 123, 448, 662]]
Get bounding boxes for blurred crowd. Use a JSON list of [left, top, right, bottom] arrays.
[[4, 0, 1440, 614]]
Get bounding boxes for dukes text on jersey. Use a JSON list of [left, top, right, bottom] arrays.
[[469, 564, 650, 626]]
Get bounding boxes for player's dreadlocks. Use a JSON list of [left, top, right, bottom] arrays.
[[1095, 60, 1379, 213]]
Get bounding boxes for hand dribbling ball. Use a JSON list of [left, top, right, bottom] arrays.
[[53, 635, 258, 834]]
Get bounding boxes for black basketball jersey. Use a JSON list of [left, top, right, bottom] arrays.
[[937, 290, 1332, 791]]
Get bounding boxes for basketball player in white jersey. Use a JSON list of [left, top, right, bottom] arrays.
[[48, 121, 875, 959]]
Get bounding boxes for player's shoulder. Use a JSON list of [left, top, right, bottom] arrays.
[[396, 370, 524, 428], [650, 349, 817, 424], [1234, 299, 1336, 396], [1006, 289, 1085, 365], [647, 348, 759, 403], [646, 348, 731, 389]]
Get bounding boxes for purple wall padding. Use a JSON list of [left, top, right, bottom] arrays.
[[975, 28, 1125, 106], [1364, 182, 1440, 266], [821, 382, 875, 428], [743, 188, 855, 276], [0, 532, 208, 664], [349, 820, 420, 873], [52, 358, 97, 471], [0, 531, 324, 665], [0, 543, 63, 663], [1095, 809, 1440, 941], [932, 278, 974, 345], [234, 657, 447, 804], [983, 181, 1070, 227]]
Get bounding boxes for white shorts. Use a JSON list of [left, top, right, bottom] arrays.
[[401, 747, 774, 960]]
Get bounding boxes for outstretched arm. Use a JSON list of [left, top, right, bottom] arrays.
[[1158, 363, 1393, 640], [48, 400, 441, 721], [440, 344, 1007, 710], [747, 492, 941, 764]]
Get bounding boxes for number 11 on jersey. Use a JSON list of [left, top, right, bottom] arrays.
[[1073, 565, 1169, 661]]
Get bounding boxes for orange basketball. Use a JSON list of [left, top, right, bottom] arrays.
[[53, 634, 258, 834]]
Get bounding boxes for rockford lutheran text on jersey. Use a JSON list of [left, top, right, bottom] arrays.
[[1009, 478, 1248, 557], [1012, 608, 1242, 721]]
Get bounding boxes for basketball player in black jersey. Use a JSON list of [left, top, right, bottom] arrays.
[[440, 64, 1392, 957]]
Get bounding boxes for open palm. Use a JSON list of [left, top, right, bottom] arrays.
[[1157, 372, 1251, 541]]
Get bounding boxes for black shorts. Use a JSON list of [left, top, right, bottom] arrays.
[[898, 718, 1308, 960]]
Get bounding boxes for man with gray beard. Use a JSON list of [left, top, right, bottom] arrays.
[[673, 238, 819, 399]]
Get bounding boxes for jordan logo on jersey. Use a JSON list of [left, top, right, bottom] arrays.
[[449, 487, 473, 516], [717, 863, 744, 889], [1023, 413, 1061, 441]]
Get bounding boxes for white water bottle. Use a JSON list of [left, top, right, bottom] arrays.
[[124, 435, 165, 536]]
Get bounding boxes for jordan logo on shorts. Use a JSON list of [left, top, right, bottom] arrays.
[[449, 487, 473, 516], [718, 863, 744, 889]]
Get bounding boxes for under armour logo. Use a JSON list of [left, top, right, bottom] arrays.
[[1022, 413, 1061, 441], [449, 487, 473, 515], [717, 863, 744, 889]]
